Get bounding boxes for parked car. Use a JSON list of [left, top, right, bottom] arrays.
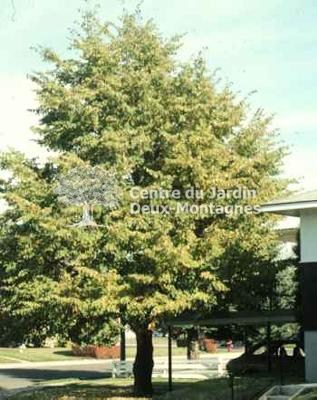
[[227, 339, 305, 375]]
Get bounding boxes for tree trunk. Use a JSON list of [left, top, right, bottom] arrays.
[[133, 328, 154, 397]]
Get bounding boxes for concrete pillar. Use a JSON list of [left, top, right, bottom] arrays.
[[301, 210, 317, 382]]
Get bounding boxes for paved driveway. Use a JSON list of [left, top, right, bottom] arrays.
[[0, 360, 111, 390]]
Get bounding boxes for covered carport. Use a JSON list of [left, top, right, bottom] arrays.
[[166, 309, 298, 391], [261, 190, 317, 382]]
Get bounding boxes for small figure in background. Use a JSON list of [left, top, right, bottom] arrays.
[[293, 344, 303, 359], [279, 345, 287, 358], [226, 338, 234, 352]]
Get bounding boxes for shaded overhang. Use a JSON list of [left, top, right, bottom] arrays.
[[167, 310, 298, 328]]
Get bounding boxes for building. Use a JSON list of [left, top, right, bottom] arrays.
[[262, 190, 317, 382]]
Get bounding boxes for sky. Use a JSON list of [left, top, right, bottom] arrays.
[[0, 0, 316, 191]]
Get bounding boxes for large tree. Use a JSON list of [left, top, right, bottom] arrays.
[[1, 10, 288, 396]]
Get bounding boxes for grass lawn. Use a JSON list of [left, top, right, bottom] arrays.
[[3, 378, 188, 400], [158, 376, 276, 400], [0, 347, 88, 363], [5, 375, 279, 400], [0, 346, 187, 363], [0, 339, 241, 363], [0, 357, 17, 363]]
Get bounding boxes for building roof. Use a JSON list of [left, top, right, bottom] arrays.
[[261, 190, 317, 217]]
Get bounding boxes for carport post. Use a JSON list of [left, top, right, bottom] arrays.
[[267, 322, 272, 373], [168, 325, 173, 391], [243, 326, 248, 353]]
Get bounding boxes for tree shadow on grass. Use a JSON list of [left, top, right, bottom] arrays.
[[0, 368, 110, 384], [2, 381, 198, 399], [52, 350, 76, 357]]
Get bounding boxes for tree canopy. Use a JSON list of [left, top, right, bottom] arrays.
[[0, 10, 291, 396]]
